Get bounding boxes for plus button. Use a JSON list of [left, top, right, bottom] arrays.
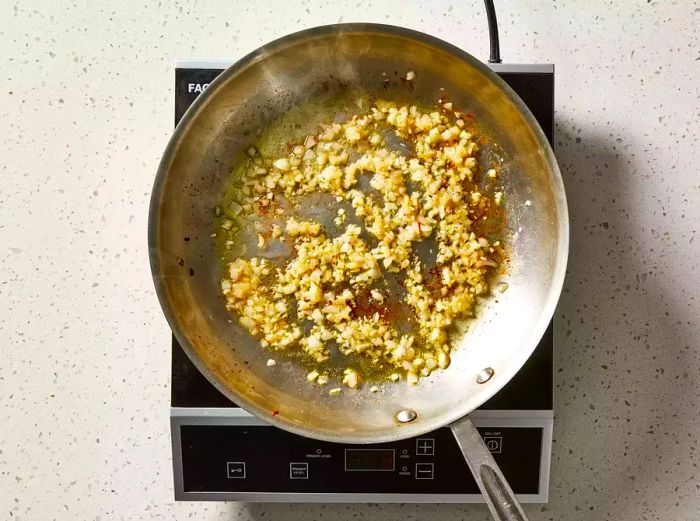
[[415, 438, 435, 456]]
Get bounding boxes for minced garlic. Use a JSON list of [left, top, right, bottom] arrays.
[[220, 100, 503, 389], [334, 208, 347, 226]]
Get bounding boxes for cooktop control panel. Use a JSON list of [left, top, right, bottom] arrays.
[[178, 424, 542, 495]]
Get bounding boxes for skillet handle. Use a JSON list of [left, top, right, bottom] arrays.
[[450, 416, 529, 521]]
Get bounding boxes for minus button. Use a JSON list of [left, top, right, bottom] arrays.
[[415, 462, 434, 480]]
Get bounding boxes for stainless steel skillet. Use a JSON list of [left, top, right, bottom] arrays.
[[149, 24, 568, 520]]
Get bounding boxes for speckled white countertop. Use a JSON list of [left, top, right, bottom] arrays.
[[2, 0, 699, 519]]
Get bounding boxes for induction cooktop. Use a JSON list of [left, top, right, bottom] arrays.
[[169, 59, 555, 503]]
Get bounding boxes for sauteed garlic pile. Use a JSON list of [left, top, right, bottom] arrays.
[[218, 100, 505, 391]]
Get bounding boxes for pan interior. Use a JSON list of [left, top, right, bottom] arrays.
[[150, 25, 567, 443]]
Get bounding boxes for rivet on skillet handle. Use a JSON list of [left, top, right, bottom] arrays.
[[477, 367, 495, 384], [395, 409, 417, 423], [451, 416, 529, 521]]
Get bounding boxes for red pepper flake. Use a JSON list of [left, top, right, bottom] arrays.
[[425, 266, 443, 298], [350, 288, 386, 320], [257, 200, 270, 216], [272, 410, 279, 416], [399, 77, 415, 91]]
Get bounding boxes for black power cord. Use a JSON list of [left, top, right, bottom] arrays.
[[484, 0, 502, 63]]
